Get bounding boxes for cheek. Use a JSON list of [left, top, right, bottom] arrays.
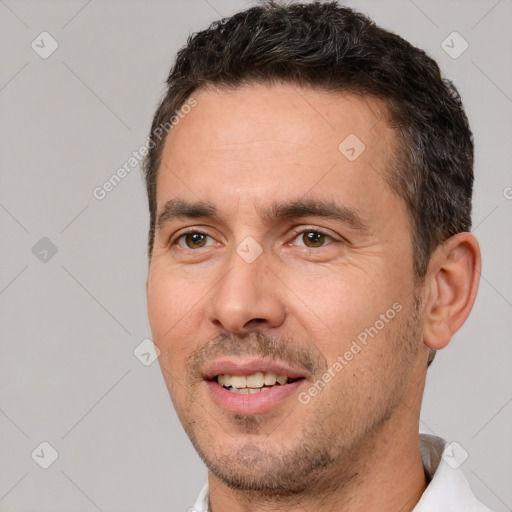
[[146, 265, 204, 365], [289, 267, 399, 361]]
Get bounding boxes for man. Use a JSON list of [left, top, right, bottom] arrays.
[[143, 1, 489, 510]]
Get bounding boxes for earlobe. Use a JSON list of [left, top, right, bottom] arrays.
[[422, 233, 481, 351]]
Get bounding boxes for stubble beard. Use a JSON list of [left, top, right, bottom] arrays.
[[175, 293, 422, 501]]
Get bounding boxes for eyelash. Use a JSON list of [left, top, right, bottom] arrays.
[[171, 228, 338, 250]]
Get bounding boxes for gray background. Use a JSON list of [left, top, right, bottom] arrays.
[[1, 0, 511, 510]]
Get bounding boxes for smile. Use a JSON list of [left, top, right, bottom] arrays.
[[202, 359, 308, 414], [216, 372, 302, 394]]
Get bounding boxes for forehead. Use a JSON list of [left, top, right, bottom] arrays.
[[156, 83, 399, 222]]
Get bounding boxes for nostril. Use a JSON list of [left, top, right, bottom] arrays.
[[242, 318, 267, 329]]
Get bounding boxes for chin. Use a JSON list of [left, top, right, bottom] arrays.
[[194, 434, 338, 496]]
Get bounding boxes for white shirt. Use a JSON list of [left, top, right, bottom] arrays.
[[191, 434, 492, 511]]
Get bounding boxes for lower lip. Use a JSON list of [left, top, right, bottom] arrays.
[[205, 379, 306, 414]]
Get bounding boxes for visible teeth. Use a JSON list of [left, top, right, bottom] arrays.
[[217, 371, 292, 389], [264, 372, 277, 386], [247, 372, 264, 388], [230, 376, 247, 389], [226, 387, 271, 394], [217, 374, 231, 387]]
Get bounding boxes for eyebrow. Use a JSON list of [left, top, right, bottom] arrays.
[[156, 197, 370, 233]]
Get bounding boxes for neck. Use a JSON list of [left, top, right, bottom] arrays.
[[207, 416, 427, 512]]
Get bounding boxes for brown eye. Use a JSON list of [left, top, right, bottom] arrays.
[[292, 230, 333, 248], [176, 232, 212, 249], [303, 231, 325, 247]]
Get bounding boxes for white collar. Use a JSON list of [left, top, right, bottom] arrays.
[[414, 434, 491, 511]]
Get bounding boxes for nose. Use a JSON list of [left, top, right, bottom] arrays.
[[205, 248, 286, 335]]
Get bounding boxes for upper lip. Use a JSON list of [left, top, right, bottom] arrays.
[[202, 358, 308, 381]]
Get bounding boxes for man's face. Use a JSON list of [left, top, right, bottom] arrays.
[[147, 83, 426, 494]]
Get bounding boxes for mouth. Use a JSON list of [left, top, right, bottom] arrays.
[[215, 371, 304, 394], [202, 359, 308, 414]]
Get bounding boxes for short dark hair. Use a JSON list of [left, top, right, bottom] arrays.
[[143, 0, 474, 281]]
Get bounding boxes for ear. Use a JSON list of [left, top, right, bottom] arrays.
[[422, 232, 481, 350]]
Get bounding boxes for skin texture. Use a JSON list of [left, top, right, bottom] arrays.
[[146, 83, 481, 512]]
